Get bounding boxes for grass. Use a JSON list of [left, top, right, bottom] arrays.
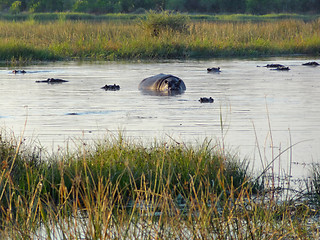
[[0, 14, 319, 62], [0, 12, 318, 22], [0, 130, 319, 239]]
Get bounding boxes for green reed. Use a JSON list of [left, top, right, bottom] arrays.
[[0, 131, 319, 239], [0, 16, 319, 62]]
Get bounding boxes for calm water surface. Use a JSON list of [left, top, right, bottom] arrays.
[[1, 57, 319, 179]]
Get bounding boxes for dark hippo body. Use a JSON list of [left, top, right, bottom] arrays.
[[199, 97, 214, 103], [139, 73, 186, 95], [207, 67, 221, 73], [270, 66, 290, 71], [36, 78, 69, 84], [101, 84, 120, 91], [12, 70, 26, 74], [264, 64, 284, 68], [302, 61, 319, 66]]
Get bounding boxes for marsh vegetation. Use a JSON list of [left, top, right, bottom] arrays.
[[0, 131, 319, 239], [0, 12, 319, 62], [1, 11, 320, 239], [1, 0, 320, 14]]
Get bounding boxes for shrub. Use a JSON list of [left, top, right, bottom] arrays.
[[9, 1, 22, 14], [73, 0, 90, 13], [141, 10, 190, 36]]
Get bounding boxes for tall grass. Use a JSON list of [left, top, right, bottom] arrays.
[[0, 12, 318, 22], [0, 131, 319, 239], [307, 163, 320, 207], [0, 16, 319, 62]]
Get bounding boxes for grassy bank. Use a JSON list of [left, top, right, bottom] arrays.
[[0, 12, 140, 22], [0, 14, 319, 62], [0, 12, 318, 22], [0, 132, 319, 239]]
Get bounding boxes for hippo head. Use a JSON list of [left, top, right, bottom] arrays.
[[160, 76, 186, 93]]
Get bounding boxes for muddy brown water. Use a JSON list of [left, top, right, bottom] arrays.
[[1, 57, 319, 180]]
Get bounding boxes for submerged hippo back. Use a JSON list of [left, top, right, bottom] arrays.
[[139, 73, 186, 95]]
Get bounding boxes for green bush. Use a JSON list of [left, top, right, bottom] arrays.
[[9, 1, 22, 14], [73, 0, 90, 13], [141, 10, 190, 36], [29, 13, 60, 21]]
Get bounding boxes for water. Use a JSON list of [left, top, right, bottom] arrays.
[[1, 57, 319, 179]]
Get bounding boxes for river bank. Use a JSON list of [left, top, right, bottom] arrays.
[[0, 130, 319, 239], [0, 13, 319, 62]]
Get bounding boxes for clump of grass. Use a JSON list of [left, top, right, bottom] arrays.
[[140, 10, 190, 36], [0, 132, 319, 239], [40, 135, 253, 206], [306, 163, 320, 207], [0, 40, 59, 62]]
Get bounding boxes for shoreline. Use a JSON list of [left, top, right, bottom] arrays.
[[0, 15, 319, 62]]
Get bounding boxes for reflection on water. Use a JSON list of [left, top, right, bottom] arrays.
[[139, 89, 186, 96], [65, 110, 115, 115], [1, 58, 319, 179]]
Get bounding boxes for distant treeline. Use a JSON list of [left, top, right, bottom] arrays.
[[1, 0, 320, 15]]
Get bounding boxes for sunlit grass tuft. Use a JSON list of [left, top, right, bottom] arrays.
[[0, 130, 319, 239]]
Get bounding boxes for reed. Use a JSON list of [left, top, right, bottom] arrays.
[[0, 131, 319, 239], [0, 16, 319, 62], [306, 163, 320, 207]]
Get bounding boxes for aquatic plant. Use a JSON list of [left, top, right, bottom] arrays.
[[0, 130, 319, 239], [306, 163, 320, 207]]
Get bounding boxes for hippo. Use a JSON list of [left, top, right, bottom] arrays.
[[12, 70, 26, 74], [302, 61, 319, 66], [199, 97, 214, 103], [101, 84, 120, 91], [35, 78, 69, 83], [264, 64, 285, 68], [270, 66, 290, 71], [139, 73, 186, 95], [207, 67, 221, 73]]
